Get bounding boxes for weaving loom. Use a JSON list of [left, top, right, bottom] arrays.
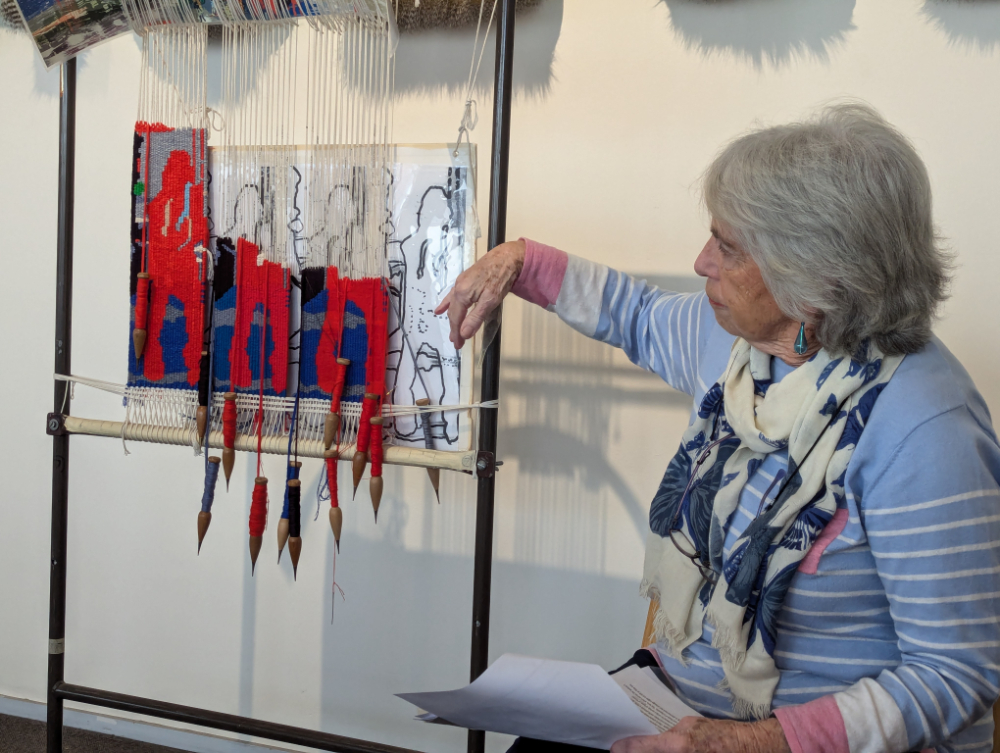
[[47, 0, 488, 573], [41, 0, 516, 749]]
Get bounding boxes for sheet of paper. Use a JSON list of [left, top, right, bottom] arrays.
[[398, 654, 667, 749], [611, 665, 701, 733]]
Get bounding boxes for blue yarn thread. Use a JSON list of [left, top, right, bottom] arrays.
[[202, 460, 220, 513]]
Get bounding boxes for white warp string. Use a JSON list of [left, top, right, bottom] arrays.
[[55, 374, 496, 455]]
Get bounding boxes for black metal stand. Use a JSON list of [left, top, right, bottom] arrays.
[[43, 2, 516, 751]]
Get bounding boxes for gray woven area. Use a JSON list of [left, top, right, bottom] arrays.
[[0, 714, 188, 753]]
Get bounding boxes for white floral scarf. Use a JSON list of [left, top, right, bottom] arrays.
[[640, 339, 902, 718]]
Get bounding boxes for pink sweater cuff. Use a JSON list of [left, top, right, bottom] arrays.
[[774, 696, 849, 753], [510, 238, 568, 309]]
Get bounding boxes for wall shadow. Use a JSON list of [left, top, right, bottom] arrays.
[[921, 0, 1000, 52], [659, 0, 856, 69], [393, 0, 561, 98]]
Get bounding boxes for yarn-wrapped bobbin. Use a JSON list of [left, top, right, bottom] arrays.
[[369, 416, 384, 521], [277, 461, 301, 562], [197, 456, 221, 554], [323, 411, 340, 451], [222, 392, 237, 487], [248, 476, 268, 574], [287, 479, 302, 579], [351, 393, 379, 496]]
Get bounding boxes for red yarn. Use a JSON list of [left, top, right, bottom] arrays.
[[370, 421, 384, 478], [356, 396, 376, 453], [229, 238, 289, 394], [330, 360, 348, 414], [326, 455, 339, 509], [134, 274, 150, 333], [249, 479, 268, 537], [317, 267, 345, 396], [223, 397, 237, 449], [137, 129, 207, 385]]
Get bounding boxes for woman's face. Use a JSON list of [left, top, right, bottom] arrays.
[[694, 220, 798, 348]]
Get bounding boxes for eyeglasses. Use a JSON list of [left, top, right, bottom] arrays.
[[667, 437, 728, 585]]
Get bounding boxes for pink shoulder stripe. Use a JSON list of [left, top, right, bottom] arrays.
[[798, 508, 849, 575], [774, 695, 849, 753], [510, 238, 568, 309]]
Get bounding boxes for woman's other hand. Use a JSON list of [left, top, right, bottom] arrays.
[[610, 717, 791, 753], [434, 239, 526, 349]]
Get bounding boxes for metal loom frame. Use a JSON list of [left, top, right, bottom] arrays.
[[44, 1, 516, 751]]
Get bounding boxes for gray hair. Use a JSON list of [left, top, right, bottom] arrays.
[[703, 102, 951, 357]]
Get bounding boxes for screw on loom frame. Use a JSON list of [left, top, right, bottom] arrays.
[[415, 397, 441, 502]]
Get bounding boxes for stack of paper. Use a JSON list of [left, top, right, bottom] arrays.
[[397, 654, 701, 750]]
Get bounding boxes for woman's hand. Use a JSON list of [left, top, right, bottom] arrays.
[[610, 717, 790, 753], [434, 239, 526, 349]]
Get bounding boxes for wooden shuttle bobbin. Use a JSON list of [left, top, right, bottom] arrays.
[[329, 507, 343, 553], [248, 476, 268, 575], [369, 416, 385, 522], [277, 460, 301, 563], [197, 456, 221, 555], [415, 398, 440, 502], [196, 350, 210, 445], [351, 392, 380, 498], [287, 479, 302, 580], [222, 392, 237, 488], [323, 411, 340, 451]]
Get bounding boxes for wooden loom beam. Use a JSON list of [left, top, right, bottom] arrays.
[[60, 415, 479, 473]]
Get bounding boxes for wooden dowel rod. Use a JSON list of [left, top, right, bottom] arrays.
[[61, 416, 476, 473]]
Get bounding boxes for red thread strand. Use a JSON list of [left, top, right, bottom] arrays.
[[331, 361, 348, 413], [223, 397, 237, 449], [249, 479, 268, 537]]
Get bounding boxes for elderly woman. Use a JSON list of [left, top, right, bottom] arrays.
[[437, 104, 1000, 753]]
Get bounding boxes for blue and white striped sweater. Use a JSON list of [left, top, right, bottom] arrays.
[[547, 255, 1000, 753]]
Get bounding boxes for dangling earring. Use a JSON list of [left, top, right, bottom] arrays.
[[794, 322, 808, 355]]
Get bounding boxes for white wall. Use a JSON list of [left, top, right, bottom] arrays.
[[2, 1, 1000, 751]]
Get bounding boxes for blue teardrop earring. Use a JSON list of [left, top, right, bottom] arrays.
[[794, 322, 808, 355]]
